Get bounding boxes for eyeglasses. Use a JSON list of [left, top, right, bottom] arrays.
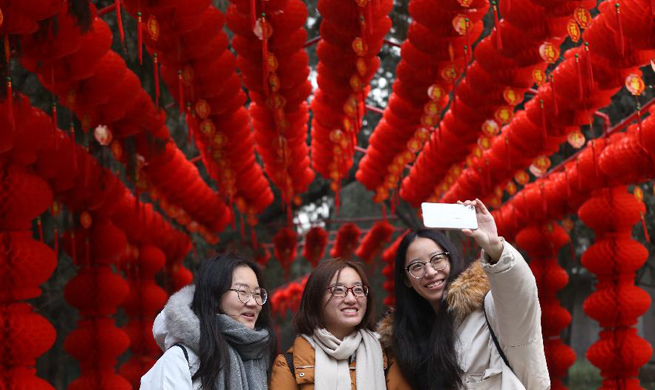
[[327, 284, 369, 298], [405, 252, 449, 279], [228, 287, 268, 305]]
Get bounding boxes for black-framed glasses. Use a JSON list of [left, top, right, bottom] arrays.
[[405, 252, 449, 279], [327, 284, 369, 298], [228, 287, 268, 305]]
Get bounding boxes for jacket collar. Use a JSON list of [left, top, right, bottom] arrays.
[[159, 285, 201, 352], [377, 260, 490, 348]]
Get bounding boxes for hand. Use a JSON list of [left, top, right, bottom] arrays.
[[458, 199, 504, 261]]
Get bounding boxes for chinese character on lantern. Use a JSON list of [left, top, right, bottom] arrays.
[[573, 7, 592, 29], [625, 74, 645, 96], [567, 19, 581, 42], [539, 42, 560, 63]]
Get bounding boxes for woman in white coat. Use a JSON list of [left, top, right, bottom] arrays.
[[379, 199, 550, 390], [140, 253, 276, 390]]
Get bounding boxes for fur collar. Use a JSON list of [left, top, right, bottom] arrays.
[[163, 285, 201, 351], [377, 260, 490, 348]]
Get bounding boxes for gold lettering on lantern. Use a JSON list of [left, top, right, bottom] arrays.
[[567, 130, 585, 149], [573, 7, 592, 29], [267, 53, 279, 72], [457, 0, 473, 7], [441, 65, 458, 82], [494, 106, 514, 124], [634, 187, 644, 202], [428, 84, 446, 101], [452, 15, 469, 35], [147, 16, 160, 41], [567, 19, 581, 42], [195, 100, 211, 119], [182, 66, 194, 86], [514, 170, 529, 184], [352, 38, 367, 56], [506, 181, 517, 195], [532, 68, 546, 87], [539, 42, 560, 63], [200, 120, 216, 137], [269, 74, 281, 92], [625, 74, 645, 96], [481, 119, 500, 136], [80, 211, 92, 229], [503, 87, 521, 106], [356, 58, 367, 76]]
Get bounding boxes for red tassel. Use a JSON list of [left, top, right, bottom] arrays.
[[464, 18, 471, 65], [70, 123, 78, 172], [641, 212, 650, 242], [367, 2, 373, 37], [550, 75, 558, 116], [565, 168, 571, 198], [584, 42, 594, 90], [153, 55, 160, 111], [591, 140, 598, 178], [286, 200, 293, 226], [381, 203, 387, 221], [177, 69, 185, 115], [137, 12, 143, 65], [6, 76, 14, 132], [250, 0, 257, 29], [505, 135, 511, 170], [334, 181, 341, 216], [186, 104, 195, 145], [115, 0, 125, 49], [3, 35, 10, 64], [52, 102, 58, 148], [492, 2, 503, 50], [575, 54, 584, 100], [576, 158, 582, 190], [616, 3, 624, 56], [37, 217, 44, 242], [261, 16, 269, 95], [540, 99, 547, 140], [250, 222, 258, 247], [540, 183, 547, 215]]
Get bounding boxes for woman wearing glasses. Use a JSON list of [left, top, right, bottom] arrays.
[[379, 199, 549, 390], [140, 253, 276, 390], [270, 258, 408, 389]]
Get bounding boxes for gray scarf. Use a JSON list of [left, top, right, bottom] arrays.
[[214, 314, 270, 390]]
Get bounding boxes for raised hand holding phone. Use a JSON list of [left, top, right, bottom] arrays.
[[458, 199, 504, 262]]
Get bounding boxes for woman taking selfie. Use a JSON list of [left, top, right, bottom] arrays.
[[270, 258, 408, 389], [379, 199, 549, 390], [140, 254, 276, 390]]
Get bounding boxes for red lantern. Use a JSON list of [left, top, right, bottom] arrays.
[[355, 220, 394, 263], [274, 228, 298, 277], [302, 226, 329, 268], [330, 223, 361, 260]]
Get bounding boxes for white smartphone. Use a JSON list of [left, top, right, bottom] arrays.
[[421, 202, 478, 230]]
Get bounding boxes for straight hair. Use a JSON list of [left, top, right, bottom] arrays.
[[293, 258, 375, 335], [393, 229, 469, 390], [191, 253, 276, 389]]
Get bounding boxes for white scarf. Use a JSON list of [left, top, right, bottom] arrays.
[[303, 328, 386, 390]]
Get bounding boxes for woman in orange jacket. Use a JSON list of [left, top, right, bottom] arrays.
[[269, 258, 409, 390]]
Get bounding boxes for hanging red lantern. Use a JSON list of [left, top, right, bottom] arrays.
[[355, 220, 394, 263], [302, 226, 329, 268], [330, 223, 362, 259], [273, 228, 298, 277]]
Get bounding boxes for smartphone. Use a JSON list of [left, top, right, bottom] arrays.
[[421, 202, 478, 230]]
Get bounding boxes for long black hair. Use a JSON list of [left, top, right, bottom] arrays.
[[393, 229, 469, 390], [190, 253, 276, 389]]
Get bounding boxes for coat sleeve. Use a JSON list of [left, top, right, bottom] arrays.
[[140, 347, 193, 390], [269, 353, 299, 390], [482, 240, 550, 390]]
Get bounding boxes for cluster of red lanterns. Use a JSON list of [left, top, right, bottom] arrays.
[[18, 4, 231, 238], [270, 276, 308, 318], [226, 0, 314, 207], [0, 0, 61, 36], [357, 0, 488, 203], [122, 0, 274, 219], [439, 0, 655, 206], [302, 226, 329, 268], [516, 223, 575, 390], [401, 0, 594, 207], [63, 217, 131, 390], [311, 0, 392, 204], [330, 223, 362, 259], [355, 220, 394, 263], [118, 244, 169, 388], [579, 187, 652, 390], [0, 97, 57, 389]]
